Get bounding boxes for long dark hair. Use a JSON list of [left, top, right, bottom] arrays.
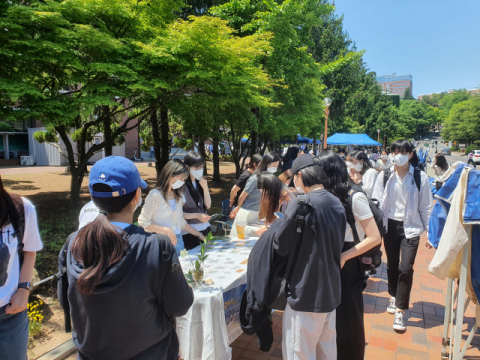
[[257, 172, 283, 225], [285, 146, 300, 162], [248, 154, 262, 170], [184, 152, 206, 209], [435, 154, 449, 171], [71, 183, 136, 295], [255, 151, 281, 174], [316, 151, 352, 206], [0, 174, 23, 230], [409, 149, 419, 167]]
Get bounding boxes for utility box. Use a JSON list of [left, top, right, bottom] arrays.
[[20, 155, 35, 166]]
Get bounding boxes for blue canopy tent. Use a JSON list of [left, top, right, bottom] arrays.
[[297, 135, 310, 144], [241, 138, 250, 143], [326, 133, 381, 146], [308, 138, 321, 145]]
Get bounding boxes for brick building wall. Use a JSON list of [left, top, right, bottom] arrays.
[[379, 80, 413, 96], [124, 117, 140, 160]]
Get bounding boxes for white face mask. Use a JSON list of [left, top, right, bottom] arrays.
[[381, 155, 388, 160], [135, 195, 143, 211], [267, 167, 277, 173], [171, 179, 185, 189], [354, 162, 364, 172], [293, 176, 304, 193], [393, 153, 409, 167], [190, 168, 203, 180]]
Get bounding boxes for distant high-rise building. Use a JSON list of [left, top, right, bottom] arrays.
[[376, 73, 413, 97]]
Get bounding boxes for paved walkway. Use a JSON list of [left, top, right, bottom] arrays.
[[230, 233, 480, 359]]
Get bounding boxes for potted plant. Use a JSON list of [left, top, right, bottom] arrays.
[[185, 232, 214, 286]]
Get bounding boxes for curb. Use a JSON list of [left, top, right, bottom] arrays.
[[36, 339, 76, 360]]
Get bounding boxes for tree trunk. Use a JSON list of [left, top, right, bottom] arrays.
[[198, 136, 208, 176], [103, 105, 113, 156], [248, 131, 258, 158], [150, 110, 162, 177], [212, 137, 221, 182], [160, 109, 170, 170], [69, 170, 81, 210]]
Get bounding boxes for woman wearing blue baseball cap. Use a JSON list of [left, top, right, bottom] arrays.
[[139, 159, 209, 254], [58, 156, 193, 360]]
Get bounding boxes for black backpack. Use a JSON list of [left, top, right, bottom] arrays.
[[346, 185, 385, 271], [267, 193, 312, 310], [383, 167, 422, 192]]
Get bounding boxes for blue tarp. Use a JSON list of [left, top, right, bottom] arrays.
[[326, 133, 381, 146]]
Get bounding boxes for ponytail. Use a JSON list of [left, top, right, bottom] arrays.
[[71, 213, 129, 295], [71, 183, 135, 295]]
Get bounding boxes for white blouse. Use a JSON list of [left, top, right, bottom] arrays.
[[138, 189, 187, 235]]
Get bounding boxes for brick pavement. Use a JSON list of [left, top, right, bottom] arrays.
[[231, 233, 480, 360]]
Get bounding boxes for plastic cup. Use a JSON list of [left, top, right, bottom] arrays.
[[236, 224, 246, 239]]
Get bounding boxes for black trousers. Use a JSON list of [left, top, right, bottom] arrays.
[[468, 159, 477, 168], [182, 227, 211, 250], [336, 241, 366, 360], [383, 219, 420, 310]]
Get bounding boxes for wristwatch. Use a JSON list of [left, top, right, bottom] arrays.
[[18, 282, 32, 291]]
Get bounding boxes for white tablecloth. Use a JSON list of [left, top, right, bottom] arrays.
[[177, 236, 258, 360]]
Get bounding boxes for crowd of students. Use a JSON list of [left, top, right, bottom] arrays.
[[0, 139, 435, 360]]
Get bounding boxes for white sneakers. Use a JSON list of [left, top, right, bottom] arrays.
[[387, 297, 397, 314], [387, 297, 406, 331]]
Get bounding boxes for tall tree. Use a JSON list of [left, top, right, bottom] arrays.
[[403, 87, 414, 100]]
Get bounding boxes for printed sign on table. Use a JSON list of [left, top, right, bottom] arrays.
[[223, 284, 247, 342]]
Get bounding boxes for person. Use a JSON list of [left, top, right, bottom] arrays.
[[274, 154, 346, 359], [372, 140, 433, 332], [182, 152, 212, 250], [138, 159, 207, 254], [316, 151, 381, 360], [278, 169, 293, 186], [467, 152, 477, 168], [58, 156, 193, 360], [0, 175, 42, 360], [282, 146, 300, 172], [78, 200, 99, 229], [253, 172, 285, 237], [150, 146, 154, 158], [350, 151, 378, 198], [429, 153, 449, 179], [377, 149, 390, 170], [230, 152, 280, 237], [230, 154, 262, 207]]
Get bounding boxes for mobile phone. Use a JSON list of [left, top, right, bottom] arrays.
[[274, 212, 284, 219]]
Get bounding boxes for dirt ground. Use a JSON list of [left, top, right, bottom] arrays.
[[1, 161, 238, 359]]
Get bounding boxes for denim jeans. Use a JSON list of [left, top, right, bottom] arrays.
[[174, 233, 185, 255], [0, 305, 29, 360]]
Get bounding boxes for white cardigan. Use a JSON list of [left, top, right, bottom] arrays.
[[138, 189, 187, 234]]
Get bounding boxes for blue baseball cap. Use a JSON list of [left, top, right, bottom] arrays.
[[89, 156, 147, 198]]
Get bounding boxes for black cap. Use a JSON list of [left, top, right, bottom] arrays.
[[288, 154, 321, 187]]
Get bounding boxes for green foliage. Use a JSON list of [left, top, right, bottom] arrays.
[[32, 130, 59, 144], [403, 87, 414, 100], [443, 97, 480, 143], [465, 144, 479, 154], [450, 146, 460, 152], [0, 122, 11, 131]]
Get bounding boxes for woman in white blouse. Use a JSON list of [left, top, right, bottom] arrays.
[[349, 151, 378, 199], [138, 159, 207, 254]]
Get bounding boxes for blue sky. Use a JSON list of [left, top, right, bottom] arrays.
[[332, 0, 480, 97]]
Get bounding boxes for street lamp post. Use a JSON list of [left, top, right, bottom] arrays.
[[323, 98, 332, 150], [377, 129, 380, 150]]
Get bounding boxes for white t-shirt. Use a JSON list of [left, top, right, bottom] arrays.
[[388, 171, 408, 221], [78, 200, 99, 230], [345, 192, 374, 243], [0, 198, 43, 307], [362, 168, 378, 199]]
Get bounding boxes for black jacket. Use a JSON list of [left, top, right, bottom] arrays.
[[274, 189, 346, 313], [58, 225, 194, 360], [240, 220, 285, 352]]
